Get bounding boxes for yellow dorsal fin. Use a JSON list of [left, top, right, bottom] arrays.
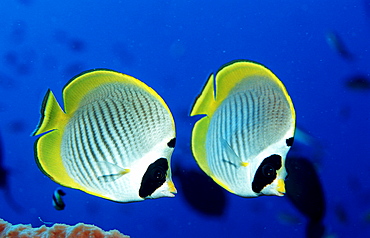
[[63, 69, 171, 115], [215, 61, 273, 101]]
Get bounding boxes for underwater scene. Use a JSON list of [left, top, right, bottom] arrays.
[[0, 0, 370, 237]]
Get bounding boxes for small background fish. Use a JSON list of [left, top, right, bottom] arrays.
[[52, 188, 66, 211]]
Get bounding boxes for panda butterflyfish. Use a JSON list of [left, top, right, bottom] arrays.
[[33, 69, 177, 203], [190, 60, 295, 197]]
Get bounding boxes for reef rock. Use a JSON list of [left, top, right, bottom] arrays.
[[0, 218, 129, 238]]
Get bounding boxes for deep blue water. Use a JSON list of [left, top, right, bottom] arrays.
[[0, 1, 369, 237]]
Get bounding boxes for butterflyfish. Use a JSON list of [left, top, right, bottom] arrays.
[[33, 69, 177, 203], [190, 60, 295, 197]]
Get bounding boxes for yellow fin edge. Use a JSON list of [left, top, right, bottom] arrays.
[[34, 130, 83, 190], [63, 69, 174, 121], [216, 60, 296, 129], [190, 73, 216, 117], [211, 176, 236, 194], [190, 116, 213, 177], [32, 89, 83, 190], [190, 73, 217, 180], [32, 90, 68, 136]]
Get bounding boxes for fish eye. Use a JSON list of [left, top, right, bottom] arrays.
[[252, 154, 282, 193], [152, 168, 165, 180], [262, 164, 276, 178]]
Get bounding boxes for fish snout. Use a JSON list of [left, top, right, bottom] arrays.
[[276, 178, 286, 196], [168, 180, 177, 195]]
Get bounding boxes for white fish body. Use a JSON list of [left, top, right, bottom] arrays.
[[33, 70, 176, 203], [191, 60, 295, 197]]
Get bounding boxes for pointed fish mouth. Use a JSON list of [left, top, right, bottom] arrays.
[[276, 178, 286, 196], [168, 181, 177, 194], [167, 192, 176, 198], [261, 190, 285, 197], [163, 189, 176, 198]]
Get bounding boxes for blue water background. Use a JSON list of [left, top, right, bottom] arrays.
[[0, 1, 369, 237]]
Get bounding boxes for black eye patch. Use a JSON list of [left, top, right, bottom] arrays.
[[139, 158, 168, 198], [167, 138, 176, 148], [252, 154, 282, 193], [286, 137, 294, 147]]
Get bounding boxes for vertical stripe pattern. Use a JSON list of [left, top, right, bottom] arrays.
[[206, 76, 293, 195], [60, 82, 174, 200]]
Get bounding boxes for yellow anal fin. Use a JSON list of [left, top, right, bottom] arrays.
[[211, 176, 235, 194], [191, 116, 213, 177], [34, 130, 82, 190], [190, 74, 216, 117], [32, 90, 67, 136]]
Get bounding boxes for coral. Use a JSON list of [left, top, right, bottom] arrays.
[[0, 218, 129, 238]]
